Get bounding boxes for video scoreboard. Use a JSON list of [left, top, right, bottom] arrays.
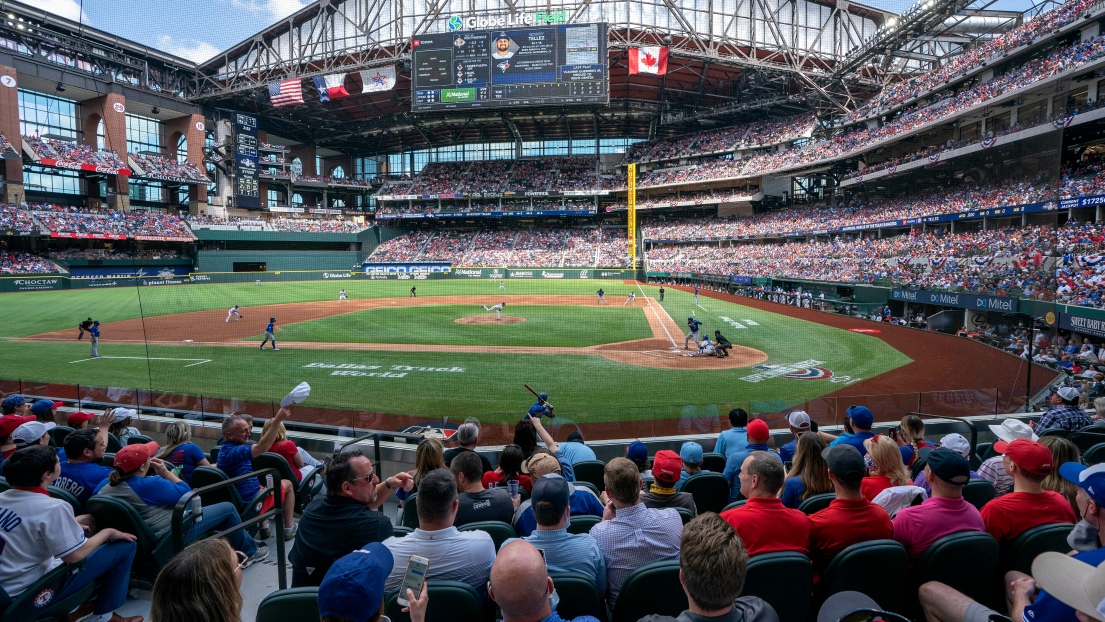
[[234, 113, 260, 209], [412, 23, 608, 112]]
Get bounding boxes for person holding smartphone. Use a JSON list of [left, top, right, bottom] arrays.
[[319, 543, 428, 622]]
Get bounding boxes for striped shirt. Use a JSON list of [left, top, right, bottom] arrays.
[[589, 502, 682, 609]]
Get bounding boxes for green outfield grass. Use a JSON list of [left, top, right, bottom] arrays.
[[251, 304, 653, 347], [0, 279, 914, 422]]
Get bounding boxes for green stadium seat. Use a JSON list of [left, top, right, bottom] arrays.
[[126, 434, 153, 446], [910, 455, 929, 479], [1085, 442, 1105, 465], [610, 560, 685, 622], [457, 520, 516, 551], [566, 514, 601, 535], [257, 587, 319, 622], [572, 460, 606, 492], [977, 442, 995, 461], [1038, 428, 1069, 439], [962, 480, 996, 511], [1000, 522, 1075, 576], [549, 572, 606, 622], [0, 558, 98, 622], [912, 531, 999, 610], [1072, 430, 1105, 452], [743, 551, 813, 622], [674, 507, 694, 524], [814, 540, 909, 614], [722, 500, 746, 512], [253, 451, 324, 514], [399, 493, 420, 530], [100, 452, 115, 467], [106, 433, 123, 453], [48, 485, 84, 515], [574, 480, 602, 498], [189, 466, 268, 532], [384, 580, 484, 622], [392, 525, 413, 537], [0, 477, 9, 492], [50, 425, 74, 448], [679, 472, 729, 514], [86, 495, 175, 582], [701, 452, 727, 473], [798, 492, 835, 515]]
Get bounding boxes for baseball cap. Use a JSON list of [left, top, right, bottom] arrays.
[[12, 421, 56, 447], [523, 453, 561, 478], [318, 543, 395, 622], [939, 433, 972, 458], [113, 441, 160, 474], [679, 441, 703, 465], [652, 450, 682, 484], [747, 419, 770, 441], [787, 411, 812, 430], [1057, 386, 1082, 402], [626, 440, 648, 462], [989, 418, 1039, 443], [822, 444, 866, 484], [67, 412, 96, 427], [30, 400, 63, 416], [0, 415, 34, 438], [846, 405, 874, 429], [1, 394, 26, 410], [995, 438, 1054, 476], [926, 448, 971, 485], [531, 474, 571, 518], [1032, 551, 1105, 622], [566, 431, 584, 443], [817, 591, 906, 622], [108, 408, 137, 422], [1061, 462, 1105, 507]]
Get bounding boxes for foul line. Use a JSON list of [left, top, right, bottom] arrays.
[[695, 302, 710, 312], [637, 283, 678, 348], [69, 356, 211, 367]]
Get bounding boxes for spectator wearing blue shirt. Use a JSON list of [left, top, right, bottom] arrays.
[[676, 442, 709, 491], [94, 441, 266, 566], [778, 411, 812, 463], [714, 408, 749, 459], [155, 421, 211, 484], [820, 405, 877, 456], [55, 423, 113, 506], [512, 454, 602, 537], [491, 539, 602, 622], [558, 431, 597, 465], [723, 420, 780, 501], [217, 408, 297, 540]]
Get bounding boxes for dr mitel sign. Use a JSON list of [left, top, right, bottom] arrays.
[[891, 289, 1018, 313]]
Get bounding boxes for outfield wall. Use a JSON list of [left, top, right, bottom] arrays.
[[195, 251, 363, 272]]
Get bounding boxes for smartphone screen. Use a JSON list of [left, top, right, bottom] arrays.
[[397, 555, 429, 606]]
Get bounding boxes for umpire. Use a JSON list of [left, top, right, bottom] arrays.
[[714, 330, 732, 358], [77, 317, 93, 340]]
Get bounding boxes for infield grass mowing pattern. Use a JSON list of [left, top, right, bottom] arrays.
[[251, 304, 653, 347], [0, 280, 914, 420]]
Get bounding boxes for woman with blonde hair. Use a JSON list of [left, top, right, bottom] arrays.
[[861, 435, 912, 501], [780, 432, 832, 508], [155, 421, 210, 484], [395, 437, 445, 505], [1040, 435, 1082, 519], [151, 538, 243, 622], [260, 417, 305, 482]]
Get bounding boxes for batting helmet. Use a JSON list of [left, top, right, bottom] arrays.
[[538, 392, 548, 400], [270, 317, 276, 322], [688, 317, 694, 321]]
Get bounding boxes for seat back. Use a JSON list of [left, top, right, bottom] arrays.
[[1039, 428, 1069, 438], [743, 551, 813, 622], [399, 493, 420, 529], [798, 492, 836, 515], [566, 514, 601, 535], [0, 477, 9, 492], [257, 587, 320, 622], [572, 460, 607, 492], [815, 540, 909, 614], [610, 560, 685, 622], [126, 434, 154, 446], [384, 580, 484, 622], [680, 472, 730, 514], [722, 500, 746, 512], [190, 466, 248, 512], [674, 507, 694, 524], [0, 559, 98, 622], [106, 433, 123, 453], [50, 425, 75, 448], [86, 495, 172, 580], [910, 456, 929, 479], [1084, 442, 1105, 465], [457, 520, 516, 551], [701, 452, 727, 473], [48, 485, 84, 515], [1072, 430, 1105, 452], [913, 531, 999, 606], [392, 525, 413, 537], [574, 480, 601, 498], [253, 452, 317, 513], [962, 480, 996, 511], [1001, 522, 1075, 575], [550, 572, 606, 622]]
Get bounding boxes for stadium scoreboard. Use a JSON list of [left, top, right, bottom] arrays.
[[412, 23, 608, 112]]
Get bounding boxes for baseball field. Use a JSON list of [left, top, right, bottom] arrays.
[[0, 278, 1047, 440]]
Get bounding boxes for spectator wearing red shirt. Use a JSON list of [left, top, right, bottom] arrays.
[[980, 439, 1076, 542], [809, 444, 893, 577], [262, 418, 304, 482], [893, 449, 985, 559], [720, 451, 809, 556]]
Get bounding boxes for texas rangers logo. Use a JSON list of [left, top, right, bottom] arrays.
[[371, 72, 388, 87], [33, 588, 55, 607]]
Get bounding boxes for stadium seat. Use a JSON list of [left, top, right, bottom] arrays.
[[572, 460, 606, 492], [910, 455, 929, 479], [86, 495, 175, 582], [253, 451, 324, 514], [210, 445, 220, 463], [574, 480, 602, 498], [566, 514, 601, 535], [457, 520, 516, 551], [610, 560, 685, 622], [48, 485, 84, 515], [392, 525, 413, 537], [797, 492, 835, 515], [0, 557, 98, 622], [641, 475, 654, 490], [962, 480, 997, 511], [1000, 522, 1075, 575], [257, 587, 319, 622], [50, 425, 74, 448], [189, 466, 267, 531], [679, 472, 730, 514], [1072, 430, 1105, 452], [384, 580, 484, 622], [126, 434, 153, 446], [912, 531, 999, 610], [674, 507, 695, 524], [977, 442, 995, 461], [722, 500, 746, 512], [0, 477, 9, 492], [1085, 442, 1105, 465], [813, 540, 909, 614], [549, 572, 606, 622], [743, 551, 813, 622], [1038, 428, 1069, 438], [399, 493, 420, 529], [106, 433, 123, 453], [701, 452, 727, 473]]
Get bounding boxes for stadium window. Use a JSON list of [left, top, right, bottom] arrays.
[[331, 165, 345, 179], [571, 140, 597, 156], [292, 193, 304, 207], [18, 89, 78, 140], [267, 188, 284, 206], [331, 198, 345, 208], [354, 157, 378, 178], [126, 114, 162, 155], [176, 134, 187, 163], [23, 166, 81, 195], [315, 155, 322, 175], [96, 120, 105, 151]]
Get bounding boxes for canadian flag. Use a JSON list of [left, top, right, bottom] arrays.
[[628, 46, 669, 75]]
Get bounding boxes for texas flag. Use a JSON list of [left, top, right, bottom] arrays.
[[628, 46, 669, 75], [312, 74, 350, 102]]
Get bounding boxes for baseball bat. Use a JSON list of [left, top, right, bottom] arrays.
[[524, 383, 554, 412]]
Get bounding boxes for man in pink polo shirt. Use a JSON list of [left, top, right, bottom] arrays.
[[892, 448, 985, 559]]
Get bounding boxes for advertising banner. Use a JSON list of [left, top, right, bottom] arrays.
[[1060, 312, 1105, 340], [362, 262, 452, 274], [0, 277, 64, 292], [134, 235, 195, 242], [891, 288, 1018, 312], [39, 158, 130, 176], [50, 232, 128, 240]]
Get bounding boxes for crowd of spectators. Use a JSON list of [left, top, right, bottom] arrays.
[[371, 230, 434, 261], [128, 153, 210, 183], [18, 203, 193, 238], [0, 203, 40, 233], [0, 251, 59, 274], [623, 113, 815, 163], [49, 248, 184, 260], [394, 157, 617, 197], [268, 217, 364, 233], [607, 187, 761, 211], [368, 226, 629, 267], [22, 135, 128, 170]]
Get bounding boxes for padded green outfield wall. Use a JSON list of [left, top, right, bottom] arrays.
[[194, 251, 363, 272]]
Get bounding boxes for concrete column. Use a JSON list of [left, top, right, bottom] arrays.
[[165, 113, 208, 209], [0, 65, 23, 203], [83, 93, 129, 209]]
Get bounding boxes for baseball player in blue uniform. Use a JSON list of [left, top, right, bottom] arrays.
[[694, 285, 700, 306], [684, 317, 703, 349], [528, 392, 553, 418], [89, 320, 101, 358], [260, 317, 279, 350], [597, 288, 606, 304]]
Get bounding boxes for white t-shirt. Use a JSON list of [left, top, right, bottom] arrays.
[[0, 490, 86, 595]]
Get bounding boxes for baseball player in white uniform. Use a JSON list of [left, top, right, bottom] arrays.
[[622, 292, 636, 306], [482, 302, 506, 320], [499, 281, 506, 290], [684, 337, 716, 357], [338, 289, 348, 303], [226, 305, 243, 322], [255, 279, 261, 286]]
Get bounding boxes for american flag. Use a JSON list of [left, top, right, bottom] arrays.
[[268, 79, 304, 108]]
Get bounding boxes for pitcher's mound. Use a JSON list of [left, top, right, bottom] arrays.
[[455, 315, 527, 325]]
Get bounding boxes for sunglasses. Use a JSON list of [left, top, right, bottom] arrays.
[[234, 550, 249, 571], [348, 470, 377, 484]]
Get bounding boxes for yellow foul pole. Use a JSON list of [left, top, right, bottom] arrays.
[[627, 163, 637, 269]]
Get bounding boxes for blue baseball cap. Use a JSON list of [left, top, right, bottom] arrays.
[[627, 440, 648, 462], [846, 405, 874, 429], [318, 543, 395, 621], [30, 400, 62, 416], [531, 473, 571, 518], [680, 441, 704, 465], [1061, 462, 1105, 507], [1, 394, 26, 410]]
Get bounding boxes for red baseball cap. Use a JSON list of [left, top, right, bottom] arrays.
[[995, 438, 1054, 476], [0, 415, 35, 438], [652, 450, 682, 484], [67, 412, 96, 427], [748, 419, 770, 442], [113, 441, 160, 474]]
